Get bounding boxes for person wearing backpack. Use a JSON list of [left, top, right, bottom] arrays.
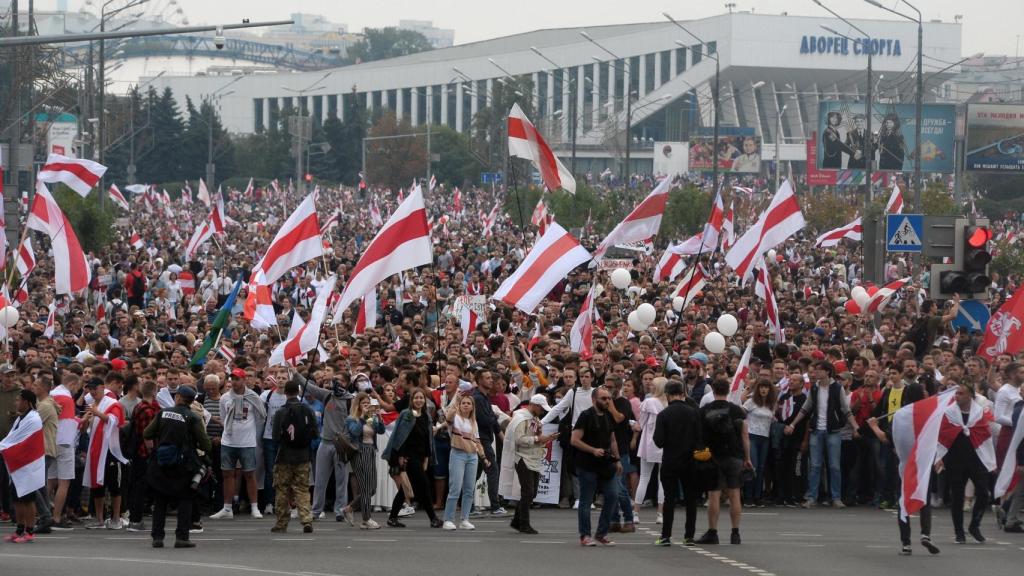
[[697, 376, 751, 545], [270, 380, 319, 534], [124, 262, 148, 309], [143, 385, 210, 549]]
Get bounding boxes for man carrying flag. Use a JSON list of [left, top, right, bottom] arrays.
[[82, 377, 129, 530]]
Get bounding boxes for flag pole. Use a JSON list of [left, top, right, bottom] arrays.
[[508, 158, 527, 243]]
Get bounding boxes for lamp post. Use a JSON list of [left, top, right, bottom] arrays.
[[663, 13, 721, 197], [775, 104, 788, 193], [282, 71, 332, 196], [814, 2, 875, 204], [865, 0, 923, 210], [203, 75, 243, 191], [530, 46, 578, 175], [580, 31, 635, 182]]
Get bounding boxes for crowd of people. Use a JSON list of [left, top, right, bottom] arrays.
[[0, 172, 1022, 556]]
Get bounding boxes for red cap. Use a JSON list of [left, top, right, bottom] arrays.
[[811, 350, 826, 360], [231, 367, 247, 379], [644, 356, 659, 368], [834, 360, 848, 373], [110, 358, 127, 371]]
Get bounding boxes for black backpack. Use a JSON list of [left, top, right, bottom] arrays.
[[704, 406, 738, 456], [280, 403, 315, 449]]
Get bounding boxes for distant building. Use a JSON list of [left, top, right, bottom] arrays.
[[939, 55, 1024, 103], [397, 19, 455, 48]]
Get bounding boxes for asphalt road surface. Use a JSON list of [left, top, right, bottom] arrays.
[[2, 506, 1021, 576]]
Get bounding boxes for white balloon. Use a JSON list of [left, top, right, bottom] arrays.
[[610, 268, 632, 290], [627, 310, 647, 332], [636, 303, 656, 326], [766, 249, 777, 262], [0, 306, 19, 328], [717, 313, 739, 337], [672, 296, 686, 312], [704, 331, 726, 354], [850, 286, 867, 303]]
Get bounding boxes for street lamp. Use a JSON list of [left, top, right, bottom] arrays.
[[530, 46, 579, 175], [865, 0, 923, 210], [815, 3, 876, 203], [204, 75, 243, 191], [663, 13, 722, 197], [581, 31, 638, 181], [282, 71, 332, 195], [776, 103, 788, 193]]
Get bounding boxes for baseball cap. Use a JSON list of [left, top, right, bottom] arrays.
[[0, 363, 15, 374], [811, 350, 826, 360], [175, 385, 198, 402], [689, 352, 708, 365], [457, 381, 474, 394], [230, 367, 247, 379], [529, 394, 553, 412], [110, 358, 128, 372]]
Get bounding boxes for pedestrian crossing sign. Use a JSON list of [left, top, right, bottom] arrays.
[[886, 214, 924, 253]]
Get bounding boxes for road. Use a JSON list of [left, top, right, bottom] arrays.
[[1, 506, 1020, 576]]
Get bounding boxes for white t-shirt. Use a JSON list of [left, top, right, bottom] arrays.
[[220, 391, 259, 448], [453, 414, 478, 439], [261, 390, 287, 439]]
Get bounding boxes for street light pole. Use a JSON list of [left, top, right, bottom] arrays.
[[776, 104, 788, 193], [580, 31, 633, 183]]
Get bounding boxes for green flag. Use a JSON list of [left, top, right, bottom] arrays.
[[189, 278, 243, 366]]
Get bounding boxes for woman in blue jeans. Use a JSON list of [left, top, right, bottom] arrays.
[[742, 379, 777, 506], [442, 394, 486, 530]]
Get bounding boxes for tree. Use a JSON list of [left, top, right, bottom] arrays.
[[348, 28, 433, 63], [137, 87, 186, 183], [365, 112, 426, 190], [430, 125, 485, 188], [472, 76, 535, 173], [332, 88, 368, 185], [803, 193, 859, 233], [52, 185, 116, 252], [921, 183, 960, 216]]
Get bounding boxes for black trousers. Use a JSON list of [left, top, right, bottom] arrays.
[[661, 464, 697, 540], [128, 457, 149, 523], [946, 453, 991, 536], [475, 441, 501, 511], [389, 456, 437, 522], [776, 435, 804, 502], [513, 460, 539, 530], [151, 489, 192, 542], [898, 504, 932, 546]]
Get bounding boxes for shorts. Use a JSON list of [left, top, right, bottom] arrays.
[[45, 455, 57, 481], [221, 445, 257, 472], [90, 459, 123, 498], [714, 457, 744, 491], [56, 444, 76, 480]]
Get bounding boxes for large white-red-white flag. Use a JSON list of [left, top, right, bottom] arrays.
[[83, 393, 128, 488], [815, 217, 863, 248], [862, 277, 911, 314], [978, 287, 1024, 361], [570, 286, 598, 359], [725, 180, 805, 285], [671, 264, 707, 305], [38, 153, 107, 198], [653, 247, 686, 284], [727, 339, 754, 405], [270, 276, 335, 366], [493, 222, 591, 314], [243, 282, 277, 330], [15, 236, 35, 277], [353, 290, 377, 337], [593, 176, 672, 262], [252, 192, 323, 286], [108, 184, 130, 210], [460, 302, 482, 344], [333, 186, 432, 323], [185, 219, 216, 260], [197, 177, 212, 207], [27, 181, 91, 295], [892, 389, 956, 519], [507, 103, 576, 194], [0, 410, 45, 497], [754, 258, 784, 342], [886, 180, 905, 214]]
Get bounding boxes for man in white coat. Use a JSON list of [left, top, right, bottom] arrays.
[[499, 395, 557, 534]]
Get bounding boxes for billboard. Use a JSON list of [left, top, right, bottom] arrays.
[[653, 141, 689, 177], [806, 131, 836, 186], [965, 104, 1024, 172], [34, 112, 78, 158], [816, 102, 955, 173], [688, 135, 762, 173]]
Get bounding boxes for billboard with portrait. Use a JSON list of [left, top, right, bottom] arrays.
[[688, 135, 762, 173], [965, 104, 1024, 172], [653, 142, 690, 177], [816, 102, 955, 173]]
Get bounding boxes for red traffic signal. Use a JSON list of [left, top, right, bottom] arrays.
[[967, 226, 991, 248], [304, 173, 313, 182]]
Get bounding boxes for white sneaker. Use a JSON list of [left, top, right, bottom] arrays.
[[105, 518, 125, 530], [361, 519, 381, 530], [316, 512, 326, 520], [442, 521, 457, 531], [290, 508, 298, 519], [251, 508, 264, 519], [210, 508, 234, 520], [264, 504, 274, 515], [491, 507, 507, 517], [397, 504, 416, 518], [458, 520, 475, 530], [573, 500, 580, 510], [633, 512, 640, 524], [655, 512, 663, 525]]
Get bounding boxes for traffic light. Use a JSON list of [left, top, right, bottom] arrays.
[[935, 219, 991, 298], [304, 173, 313, 182]]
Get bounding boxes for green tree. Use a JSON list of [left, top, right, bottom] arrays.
[[52, 185, 115, 252], [348, 28, 433, 63], [921, 183, 960, 216], [334, 89, 368, 185], [472, 76, 534, 172], [365, 111, 426, 190], [430, 125, 485, 188], [803, 193, 859, 233], [137, 87, 186, 183]]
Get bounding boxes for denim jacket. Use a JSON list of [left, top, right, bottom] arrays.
[[381, 409, 435, 464], [345, 415, 385, 449]]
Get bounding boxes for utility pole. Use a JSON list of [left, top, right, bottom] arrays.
[[4, 0, 23, 252]]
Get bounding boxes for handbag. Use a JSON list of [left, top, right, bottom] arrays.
[[332, 429, 359, 463]]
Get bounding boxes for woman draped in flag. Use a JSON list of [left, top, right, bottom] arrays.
[[0, 390, 44, 543]]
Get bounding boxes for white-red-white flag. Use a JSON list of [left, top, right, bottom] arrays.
[[892, 388, 956, 519], [492, 222, 591, 314], [722, 201, 736, 252], [244, 177, 254, 198], [27, 181, 91, 294], [886, 180, 905, 214], [108, 184, 130, 210], [507, 103, 576, 193], [333, 186, 432, 322], [653, 247, 686, 284], [593, 176, 672, 261], [0, 410, 45, 497], [243, 282, 277, 330], [727, 339, 754, 405], [369, 201, 384, 228], [353, 290, 377, 337], [754, 257, 784, 342], [43, 302, 56, 339], [725, 180, 805, 285], [862, 277, 911, 314], [38, 153, 107, 198], [460, 302, 481, 344], [320, 209, 340, 235], [15, 236, 35, 277], [185, 219, 215, 260], [218, 344, 236, 363], [570, 286, 598, 359], [815, 217, 863, 248], [129, 230, 144, 250], [936, 401, 996, 471], [197, 177, 212, 207], [978, 287, 1024, 361], [671, 264, 707, 304], [270, 276, 335, 366], [530, 196, 548, 227], [83, 393, 127, 488], [453, 187, 462, 214], [428, 174, 437, 192], [997, 408, 1024, 499], [252, 192, 323, 286], [482, 203, 501, 238]]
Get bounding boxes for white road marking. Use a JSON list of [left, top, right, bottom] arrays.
[[0, 553, 350, 576], [777, 532, 822, 537]]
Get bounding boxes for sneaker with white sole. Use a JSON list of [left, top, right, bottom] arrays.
[[442, 521, 457, 531], [290, 508, 298, 519], [316, 512, 326, 520], [458, 520, 475, 530], [105, 518, 125, 530], [126, 522, 145, 532], [210, 508, 234, 520], [397, 504, 415, 518], [491, 507, 507, 517], [264, 504, 274, 515], [655, 512, 663, 525], [251, 509, 264, 519], [361, 519, 381, 530], [84, 520, 106, 530]]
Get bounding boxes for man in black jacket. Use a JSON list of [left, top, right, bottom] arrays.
[[653, 379, 701, 546], [473, 368, 504, 515]]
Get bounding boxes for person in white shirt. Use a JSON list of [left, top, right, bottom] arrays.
[[211, 371, 266, 520], [259, 370, 289, 515]]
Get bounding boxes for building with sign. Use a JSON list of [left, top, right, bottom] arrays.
[[149, 11, 962, 177]]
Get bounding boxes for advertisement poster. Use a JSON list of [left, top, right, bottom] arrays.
[[816, 102, 955, 173], [688, 135, 762, 173], [653, 141, 690, 177], [965, 104, 1024, 172], [806, 131, 837, 186]]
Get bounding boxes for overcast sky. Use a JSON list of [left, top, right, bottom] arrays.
[[55, 0, 1024, 57]]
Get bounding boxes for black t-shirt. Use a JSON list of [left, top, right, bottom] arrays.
[[573, 407, 615, 472], [612, 397, 635, 459], [700, 400, 746, 460]]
